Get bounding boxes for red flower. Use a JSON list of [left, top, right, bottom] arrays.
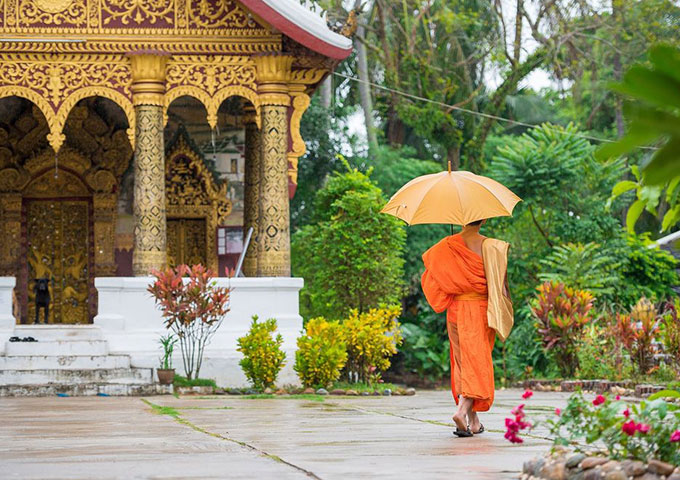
[[615, 395, 621, 400], [671, 430, 680, 442], [555, 408, 561, 416], [636, 423, 650, 434], [622, 420, 637, 436], [623, 408, 630, 418], [522, 389, 533, 399], [592, 395, 606, 406], [511, 404, 525, 417]]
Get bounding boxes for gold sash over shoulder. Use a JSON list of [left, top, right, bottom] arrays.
[[482, 239, 514, 342]]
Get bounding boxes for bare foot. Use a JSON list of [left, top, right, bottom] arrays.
[[468, 412, 482, 433], [452, 412, 467, 431]]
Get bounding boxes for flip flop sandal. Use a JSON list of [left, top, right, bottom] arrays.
[[453, 426, 473, 438], [472, 424, 485, 434]]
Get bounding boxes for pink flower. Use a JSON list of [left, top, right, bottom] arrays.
[[522, 389, 533, 399], [555, 408, 561, 416], [623, 408, 630, 418], [636, 423, 650, 434], [511, 404, 525, 417], [622, 420, 637, 436], [670, 430, 680, 442], [615, 395, 621, 400], [592, 395, 606, 406]]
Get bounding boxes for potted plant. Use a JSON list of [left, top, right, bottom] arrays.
[[157, 333, 177, 385]]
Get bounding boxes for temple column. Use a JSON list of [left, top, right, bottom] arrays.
[[253, 54, 293, 277], [243, 107, 261, 277], [129, 52, 169, 276], [0, 193, 21, 277]]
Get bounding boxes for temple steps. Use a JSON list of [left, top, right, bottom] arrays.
[[0, 367, 153, 385], [0, 325, 165, 397], [0, 382, 172, 397], [0, 354, 130, 370], [5, 340, 109, 356]]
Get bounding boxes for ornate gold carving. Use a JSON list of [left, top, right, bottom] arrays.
[[93, 193, 117, 275], [164, 55, 260, 128], [164, 128, 230, 272], [0, 54, 135, 152], [102, 0, 174, 26], [20, 0, 87, 26], [290, 68, 328, 85], [26, 199, 91, 324], [1, 0, 277, 40], [24, 169, 90, 197], [0, 193, 22, 276], [167, 218, 207, 268], [287, 92, 310, 185], [256, 104, 290, 277], [129, 52, 169, 106], [243, 120, 260, 277], [132, 103, 167, 275]]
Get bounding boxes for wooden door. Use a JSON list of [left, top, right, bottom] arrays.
[[167, 218, 207, 268], [25, 200, 91, 324]]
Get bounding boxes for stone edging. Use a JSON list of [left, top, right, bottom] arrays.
[[521, 448, 680, 480]]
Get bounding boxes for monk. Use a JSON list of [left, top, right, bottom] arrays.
[[421, 219, 513, 437]]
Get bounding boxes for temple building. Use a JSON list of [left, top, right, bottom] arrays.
[[0, 0, 352, 394]]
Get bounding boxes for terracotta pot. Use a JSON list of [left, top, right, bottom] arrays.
[[157, 368, 175, 385]]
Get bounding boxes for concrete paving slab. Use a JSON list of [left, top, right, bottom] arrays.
[[0, 389, 575, 479]]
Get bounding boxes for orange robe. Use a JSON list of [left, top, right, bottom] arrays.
[[421, 234, 496, 412]]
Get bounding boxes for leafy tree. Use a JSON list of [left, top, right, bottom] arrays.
[[598, 44, 680, 232], [539, 242, 621, 300], [292, 164, 406, 319]]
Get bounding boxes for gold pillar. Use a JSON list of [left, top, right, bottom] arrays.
[[243, 109, 261, 277], [0, 193, 21, 276], [129, 52, 169, 275], [93, 193, 117, 276], [254, 54, 293, 277]]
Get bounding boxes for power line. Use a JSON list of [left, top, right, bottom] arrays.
[[333, 71, 659, 152]]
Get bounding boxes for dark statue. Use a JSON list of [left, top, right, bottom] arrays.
[[33, 277, 51, 325]]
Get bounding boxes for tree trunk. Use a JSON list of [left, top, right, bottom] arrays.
[[612, 0, 625, 139], [447, 145, 460, 171], [319, 76, 332, 110], [355, 0, 377, 151], [467, 47, 548, 171]]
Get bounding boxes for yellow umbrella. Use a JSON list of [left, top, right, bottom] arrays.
[[381, 163, 522, 225]]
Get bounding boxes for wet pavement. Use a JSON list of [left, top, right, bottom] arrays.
[[0, 389, 571, 479]]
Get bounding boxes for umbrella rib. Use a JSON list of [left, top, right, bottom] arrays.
[[463, 174, 520, 215]]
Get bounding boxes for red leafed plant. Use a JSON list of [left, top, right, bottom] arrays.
[[612, 297, 660, 375], [148, 264, 230, 379], [532, 281, 594, 377]]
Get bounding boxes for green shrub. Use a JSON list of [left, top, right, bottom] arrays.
[[292, 163, 406, 320], [295, 318, 348, 388], [237, 316, 286, 391], [576, 324, 634, 381], [172, 375, 217, 388], [343, 305, 403, 384]]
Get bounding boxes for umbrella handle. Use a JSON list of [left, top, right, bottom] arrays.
[[448, 160, 452, 173]]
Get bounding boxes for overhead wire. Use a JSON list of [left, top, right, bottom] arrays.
[[332, 71, 660, 152]]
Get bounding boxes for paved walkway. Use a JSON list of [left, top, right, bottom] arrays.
[[0, 389, 572, 479]]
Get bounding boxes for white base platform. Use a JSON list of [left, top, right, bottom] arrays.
[[0, 276, 304, 390]]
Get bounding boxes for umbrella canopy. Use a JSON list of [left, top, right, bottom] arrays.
[[381, 168, 522, 226]]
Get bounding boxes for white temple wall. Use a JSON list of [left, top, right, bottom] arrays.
[[0, 277, 16, 355], [94, 277, 304, 387]]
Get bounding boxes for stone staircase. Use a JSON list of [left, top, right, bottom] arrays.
[[0, 325, 171, 396]]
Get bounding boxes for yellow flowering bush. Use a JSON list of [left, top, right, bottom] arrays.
[[343, 305, 403, 384], [237, 316, 286, 390], [294, 318, 347, 388]]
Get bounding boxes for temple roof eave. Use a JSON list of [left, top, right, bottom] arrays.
[[240, 0, 353, 60]]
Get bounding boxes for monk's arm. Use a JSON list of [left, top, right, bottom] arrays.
[[421, 269, 453, 313]]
